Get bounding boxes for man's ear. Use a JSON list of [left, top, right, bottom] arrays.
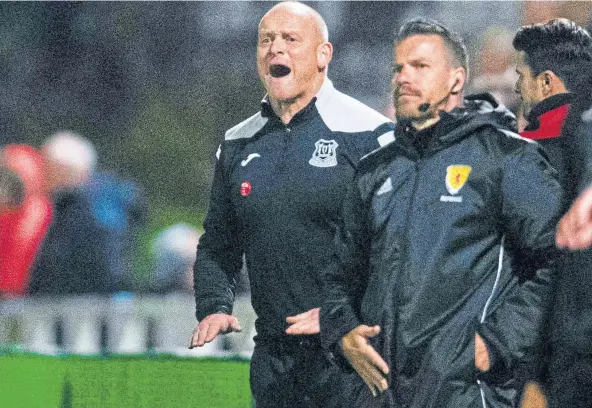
[[317, 42, 333, 70], [450, 67, 466, 95], [539, 71, 556, 96]]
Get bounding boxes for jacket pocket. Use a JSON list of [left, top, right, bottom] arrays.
[[428, 317, 478, 383], [476, 324, 515, 385]]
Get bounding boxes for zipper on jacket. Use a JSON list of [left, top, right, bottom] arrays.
[[478, 382, 488, 408], [476, 235, 505, 408], [397, 157, 422, 305], [278, 125, 291, 173]]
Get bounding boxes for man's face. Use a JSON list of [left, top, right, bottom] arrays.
[[257, 7, 324, 103], [514, 52, 545, 117], [392, 34, 457, 121]]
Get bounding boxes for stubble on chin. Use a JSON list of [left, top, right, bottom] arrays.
[[394, 103, 418, 121]]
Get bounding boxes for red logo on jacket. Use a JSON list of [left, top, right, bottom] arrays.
[[240, 181, 252, 197]]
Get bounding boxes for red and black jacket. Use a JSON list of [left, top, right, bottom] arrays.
[[521, 93, 574, 197]]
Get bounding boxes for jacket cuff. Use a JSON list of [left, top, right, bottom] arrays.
[[320, 306, 360, 371], [326, 339, 355, 372], [321, 304, 360, 345], [196, 303, 232, 322]]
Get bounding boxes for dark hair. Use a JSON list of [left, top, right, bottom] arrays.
[[513, 18, 592, 92], [396, 19, 469, 75]]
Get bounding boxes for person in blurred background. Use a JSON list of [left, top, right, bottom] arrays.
[[88, 166, 147, 292], [28, 131, 112, 295], [0, 144, 52, 298], [29, 131, 146, 295], [189, 2, 395, 407], [321, 19, 564, 408], [471, 27, 520, 114], [151, 223, 200, 294]]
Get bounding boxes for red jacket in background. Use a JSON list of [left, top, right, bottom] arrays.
[[0, 144, 52, 297]]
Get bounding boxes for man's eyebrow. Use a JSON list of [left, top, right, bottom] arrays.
[[259, 29, 300, 37], [259, 29, 276, 37]]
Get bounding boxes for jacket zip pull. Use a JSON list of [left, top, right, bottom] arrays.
[[279, 126, 291, 173]]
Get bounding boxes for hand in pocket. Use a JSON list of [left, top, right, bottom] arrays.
[[475, 333, 490, 372]]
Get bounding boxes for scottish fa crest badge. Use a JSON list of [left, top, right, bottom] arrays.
[[309, 139, 339, 167], [445, 165, 472, 195]]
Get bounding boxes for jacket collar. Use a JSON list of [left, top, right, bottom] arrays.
[[395, 110, 467, 156], [522, 93, 573, 140], [525, 93, 573, 131], [260, 78, 333, 122], [395, 93, 516, 156]]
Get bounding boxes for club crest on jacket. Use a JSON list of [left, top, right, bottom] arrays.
[[445, 165, 472, 195], [309, 139, 339, 167]]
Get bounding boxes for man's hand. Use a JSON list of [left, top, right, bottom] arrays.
[[285, 307, 320, 335], [520, 381, 547, 408], [556, 184, 592, 250], [475, 333, 490, 372], [341, 325, 389, 397], [188, 313, 242, 349]]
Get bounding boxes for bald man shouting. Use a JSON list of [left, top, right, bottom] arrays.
[[189, 2, 395, 407]]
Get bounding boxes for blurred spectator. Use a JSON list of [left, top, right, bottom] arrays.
[[29, 131, 147, 295], [470, 27, 520, 113], [0, 165, 24, 212], [149, 222, 250, 295], [0, 145, 52, 297], [88, 171, 147, 291], [29, 132, 112, 294], [29, 131, 108, 294], [150, 223, 200, 293]]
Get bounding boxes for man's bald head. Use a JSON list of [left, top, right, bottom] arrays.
[[257, 1, 333, 111], [260, 2, 329, 43]]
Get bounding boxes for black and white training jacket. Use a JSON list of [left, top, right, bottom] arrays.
[[194, 79, 395, 342]]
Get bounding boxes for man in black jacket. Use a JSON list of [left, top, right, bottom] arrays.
[[321, 19, 564, 408], [549, 119, 592, 407], [514, 18, 592, 199], [188, 3, 395, 408], [511, 19, 592, 407], [547, 85, 592, 408]]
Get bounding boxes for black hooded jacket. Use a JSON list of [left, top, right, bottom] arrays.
[[321, 95, 565, 408]]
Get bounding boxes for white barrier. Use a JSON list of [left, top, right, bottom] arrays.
[[0, 293, 257, 357]]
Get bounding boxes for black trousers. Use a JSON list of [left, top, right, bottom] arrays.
[[250, 337, 357, 408], [547, 249, 592, 408], [548, 352, 592, 408]]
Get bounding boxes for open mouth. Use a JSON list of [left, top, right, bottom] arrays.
[[270, 64, 291, 78]]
